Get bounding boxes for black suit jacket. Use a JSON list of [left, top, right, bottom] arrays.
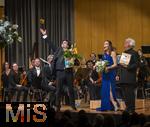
[[117, 48, 139, 84], [28, 67, 43, 88], [9, 70, 21, 88], [42, 36, 65, 71], [1, 71, 10, 88], [41, 64, 55, 87], [42, 36, 57, 53], [52, 47, 65, 72]]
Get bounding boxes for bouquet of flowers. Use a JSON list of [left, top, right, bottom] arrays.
[[95, 60, 109, 73], [64, 43, 82, 68], [0, 19, 22, 48]]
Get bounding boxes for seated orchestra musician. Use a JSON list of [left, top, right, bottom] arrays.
[[1, 55, 102, 104], [9, 63, 28, 102], [1, 62, 11, 101], [28, 58, 43, 90], [28, 57, 56, 103], [28, 58, 43, 101], [41, 55, 56, 104], [89, 53, 97, 65], [86, 60, 101, 100], [1, 62, 11, 89]]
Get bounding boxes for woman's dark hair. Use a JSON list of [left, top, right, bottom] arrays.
[[103, 114, 116, 127], [86, 60, 94, 66], [122, 111, 130, 124], [2, 62, 10, 72], [130, 112, 139, 126], [105, 40, 115, 52], [62, 110, 72, 119]]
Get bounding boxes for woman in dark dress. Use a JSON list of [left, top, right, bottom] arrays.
[[1, 62, 11, 101], [1, 62, 11, 88]]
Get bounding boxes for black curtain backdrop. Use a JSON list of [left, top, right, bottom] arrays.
[[5, 0, 74, 68]]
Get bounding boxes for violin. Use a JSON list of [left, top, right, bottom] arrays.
[[20, 71, 28, 86]]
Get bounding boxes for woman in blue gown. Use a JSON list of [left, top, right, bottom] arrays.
[[97, 40, 119, 111]]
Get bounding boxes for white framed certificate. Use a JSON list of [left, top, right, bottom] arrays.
[[119, 53, 131, 66], [117, 55, 121, 64]]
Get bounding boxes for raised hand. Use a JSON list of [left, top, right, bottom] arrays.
[[40, 28, 47, 35]]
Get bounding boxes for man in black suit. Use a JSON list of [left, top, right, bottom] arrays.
[[28, 58, 43, 89], [41, 55, 56, 105], [28, 58, 44, 101], [40, 28, 76, 111], [116, 38, 139, 113], [53, 40, 76, 111], [9, 63, 28, 102]]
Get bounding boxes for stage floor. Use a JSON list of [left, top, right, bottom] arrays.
[[60, 99, 150, 116]]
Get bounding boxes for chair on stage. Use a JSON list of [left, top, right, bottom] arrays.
[[8, 86, 29, 102], [145, 88, 150, 98], [145, 81, 150, 99], [144, 81, 150, 110], [3, 87, 19, 102], [6, 89, 19, 102], [28, 75, 44, 102], [2, 88, 10, 102], [30, 87, 43, 102], [136, 82, 145, 99]]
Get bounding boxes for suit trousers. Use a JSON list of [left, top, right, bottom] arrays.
[[121, 84, 136, 112], [56, 69, 75, 108], [87, 81, 98, 100]]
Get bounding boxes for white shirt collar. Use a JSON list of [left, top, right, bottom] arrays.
[[35, 67, 40, 70]]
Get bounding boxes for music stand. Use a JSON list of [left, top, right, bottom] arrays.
[[98, 54, 103, 60], [141, 46, 150, 54]]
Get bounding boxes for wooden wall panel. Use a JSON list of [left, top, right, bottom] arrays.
[[0, 6, 4, 17], [75, 0, 92, 59], [142, 0, 150, 44], [75, 0, 150, 59]]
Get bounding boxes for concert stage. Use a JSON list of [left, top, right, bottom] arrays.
[[58, 99, 150, 125], [61, 99, 150, 115], [0, 99, 149, 126]]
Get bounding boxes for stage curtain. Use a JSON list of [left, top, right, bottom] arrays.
[[5, 0, 74, 68]]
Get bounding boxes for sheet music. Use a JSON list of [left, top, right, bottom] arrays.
[[40, 58, 49, 64]]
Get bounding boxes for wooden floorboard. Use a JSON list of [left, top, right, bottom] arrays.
[[60, 99, 150, 116]]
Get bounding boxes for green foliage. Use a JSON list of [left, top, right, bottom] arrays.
[[95, 60, 109, 73], [64, 49, 82, 59]]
